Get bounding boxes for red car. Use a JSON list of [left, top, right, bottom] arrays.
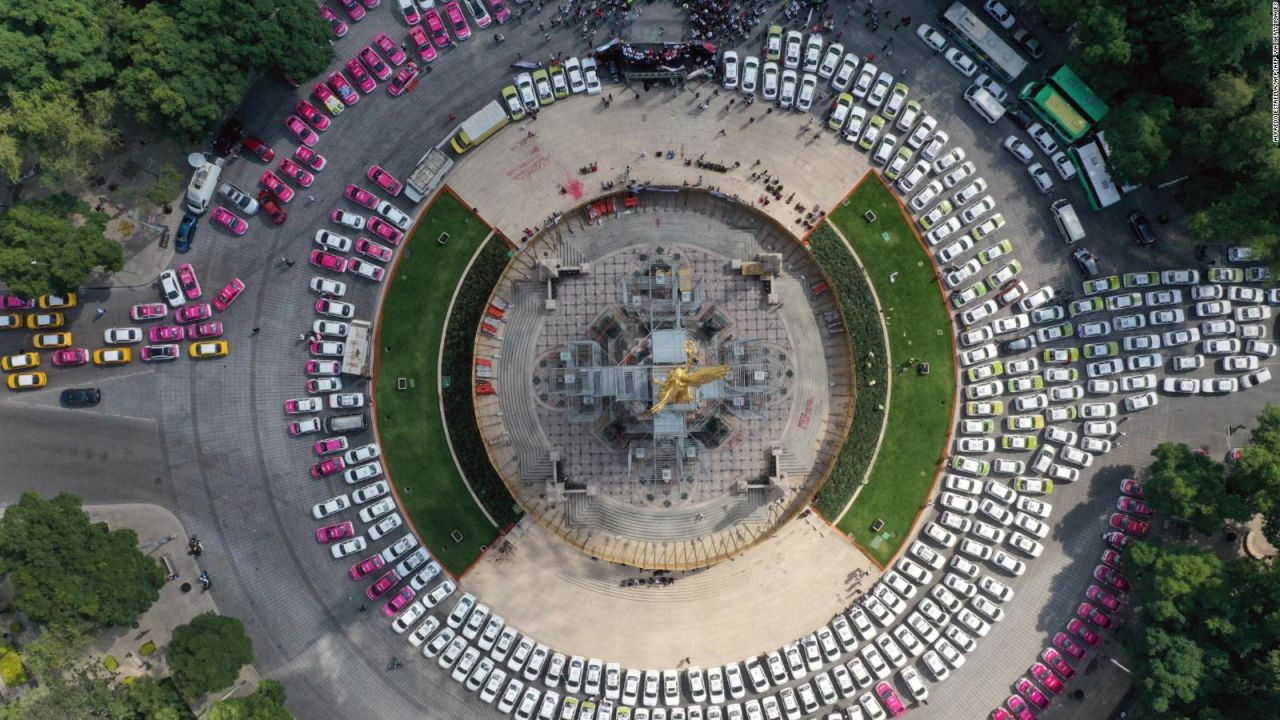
[[367, 217, 404, 244], [875, 681, 906, 718], [311, 456, 346, 479], [285, 115, 319, 147], [51, 348, 89, 367], [443, 1, 471, 39], [408, 25, 438, 62], [328, 70, 360, 106], [1103, 531, 1134, 551], [310, 250, 349, 273], [212, 278, 245, 312], [315, 437, 348, 456], [0, 295, 35, 310], [258, 190, 288, 224], [1053, 632, 1086, 659], [360, 0, 379, 8], [992, 711, 1014, 720], [141, 344, 180, 362], [189, 321, 224, 340], [487, 0, 510, 23], [423, 9, 450, 48], [1118, 497, 1152, 516], [177, 263, 201, 299], [388, 62, 421, 97], [1016, 679, 1050, 710], [1005, 696, 1035, 720], [1077, 602, 1114, 629], [383, 586, 416, 616], [243, 136, 275, 162], [1029, 663, 1064, 694], [175, 303, 212, 324], [1101, 549, 1123, 569], [336, 0, 365, 21], [345, 184, 379, 209], [1094, 564, 1132, 592], [320, 4, 349, 36], [313, 83, 345, 115], [360, 46, 392, 80], [365, 569, 401, 599], [1066, 619, 1102, 647], [367, 165, 403, 195], [1120, 478, 1144, 498], [295, 146, 327, 172], [295, 100, 331, 131], [279, 159, 315, 188], [307, 360, 341, 376], [356, 237, 393, 261], [401, 0, 420, 24], [1041, 648, 1075, 678], [373, 32, 407, 65], [259, 171, 295, 203], [131, 303, 168, 321], [1108, 513, 1149, 537], [148, 325, 185, 343], [350, 553, 385, 580], [212, 207, 248, 235], [315, 521, 355, 544], [1087, 584, 1122, 612], [345, 57, 377, 94]]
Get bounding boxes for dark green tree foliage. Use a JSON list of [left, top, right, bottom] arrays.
[[1032, 0, 1280, 258], [1122, 542, 1280, 720], [0, 193, 122, 296], [0, 493, 163, 627], [168, 613, 254, 696], [209, 680, 292, 720], [1230, 405, 1280, 545], [0, 671, 193, 720], [1145, 443, 1249, 534]]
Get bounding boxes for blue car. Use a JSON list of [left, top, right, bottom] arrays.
[[176, 211, 199, 253]]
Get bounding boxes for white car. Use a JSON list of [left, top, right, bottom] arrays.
[[944, 47, 977, 76], [581, 57, 601, 95], [158, 269, 186, 308], [314, 230, 353, 253], [331, 209, 365, 230], [779, 68, 799, 108], [802, 34, 824, 72], [762, 61, 780, 100], [1002, 136, 1035, 163], [796, 73, 819, 112], [104, 327, 144, 345], [312, 494, 350, 520], [740, 55, 760, 94], [1051, 151, 1077, 180], [1027, 123, 1059, 155], [1028, 163, 1054, 194], [783, 30, 803, 69], [722, 51, 740, 89], [831, 53, 859, 91], [852, 64, 878, 100], [983, 0, 1016, 29], [817, 42, 844, 79]]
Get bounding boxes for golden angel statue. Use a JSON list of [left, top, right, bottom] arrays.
[[648, 340, 730, 415]]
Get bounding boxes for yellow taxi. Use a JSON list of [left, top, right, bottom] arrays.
[[189, 340, 229, 359], [26, 312, 64, 329], [39, 293, 77, 309], [7, 372, 47, 391], [1, 352, 40, 372], [33, 332, 72, 349], [93, 348, 132, 366], [0, 314, 20, 331]]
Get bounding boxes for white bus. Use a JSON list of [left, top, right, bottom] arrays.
[[1068, 138, 1122, 210], [940, 2, 1028, 84]]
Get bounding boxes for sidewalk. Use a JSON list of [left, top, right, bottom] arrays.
[[85, 504, 261, 705]]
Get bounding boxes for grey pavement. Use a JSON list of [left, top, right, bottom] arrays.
[[0, 0, 1273, 719]]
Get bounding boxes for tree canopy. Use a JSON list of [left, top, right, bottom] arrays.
[[1034, 0, 1280, 258], [168, 613, 255, 696], [1146, 443, 1249, 534], [0, 492, 164, 627], [209, 680, 293, 720], [0, 193, 122, 296]]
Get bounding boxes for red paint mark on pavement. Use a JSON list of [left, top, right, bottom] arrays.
[[567, 180, 584, 199], [797, 397, 814, 428]]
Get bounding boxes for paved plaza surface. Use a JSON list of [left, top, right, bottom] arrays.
[[464, 513, 874, 669], [0, 0, 1271, 717]]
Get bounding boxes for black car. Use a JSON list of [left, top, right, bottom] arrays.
[[1004, 104, 1036, 130], [211, 118, 244, 157], [60, 388, 101, 407], [1127, 212, 1159, 246], [176, 211, 199, 254], [1011, 28, 1044, 60]]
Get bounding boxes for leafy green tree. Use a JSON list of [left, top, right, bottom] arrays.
[[1134, 627, 1205, 715], [124, 676, 191, 720], [1098, 95, 1173, 183], [0, 670, 132, 720], [0, 493, 164, 627], [1146, 443, 1249, 533], [209, 679, 292, 720], [168, 613, 254, 696], [0, 194, 122, 297], [20, 622, 91, 676], [0, 82, 118, 187], [143, 166, 188, 211]]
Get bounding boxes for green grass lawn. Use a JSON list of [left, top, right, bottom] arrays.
[[830, 179, 957, 565], [375, 192, 498, 574]]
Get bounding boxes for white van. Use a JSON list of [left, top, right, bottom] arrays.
[[1051, 199, 1087, 244], [185, 158, 225, 215], [963, 86, 1006, 124]]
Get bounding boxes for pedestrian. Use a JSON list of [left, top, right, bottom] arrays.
[[307, 195, 316, 204], [717, 128, 726, 137], [96, 307, 107, 317], [285, 258, 295, 268], [766, 107, 773, 114], [252, 327, 260, 334], [448, 112, 457, 122]]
